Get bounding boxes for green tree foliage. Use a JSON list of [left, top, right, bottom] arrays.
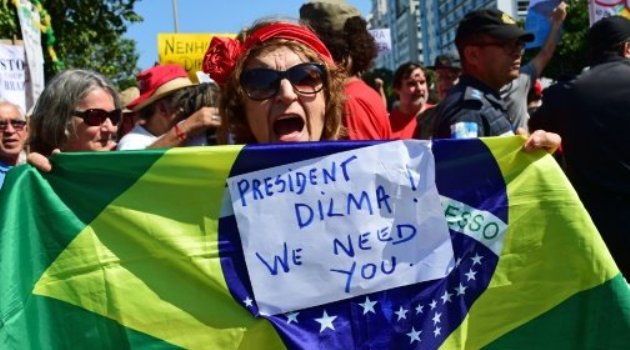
[[524, 0, 589, 80], [0, 0, 142, 89]]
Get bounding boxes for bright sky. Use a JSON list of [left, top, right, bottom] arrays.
[[125, 0, 371, 70]]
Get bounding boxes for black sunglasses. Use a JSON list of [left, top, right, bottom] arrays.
[[0, 119, 27, 131], [240, 63, 326, 101], [73, 108, 122, 126], [473, 40, 525, 55]]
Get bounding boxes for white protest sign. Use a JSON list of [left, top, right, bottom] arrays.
[[369, 28, 392, 54], [227, 140, 454, 315], [16, 0, 45, 111], [0, 44, 27, 114]]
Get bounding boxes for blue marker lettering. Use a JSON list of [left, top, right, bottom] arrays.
[[332, 234, 355, 257], [340, 155, 358, 181], [330, 261, 356, 293], [358, 232, 371, 251], [376, 185, 392, 214], [236, 179, 250, 207], [294, 203, 314, 229], [326, 197, 343, 217], [322, 162, 336, 184], [255, 242, 290, 275], [263, 176, 274, 197], [252, 179, 263, 200], [361, 263, 377, 279], [393, 224, 417, 245], [296, 171, 307, 194], [377, 226, 392, 242], [347, 191, 373, 215], [274, 174, 286, 193], [309, 167, 318, 186]]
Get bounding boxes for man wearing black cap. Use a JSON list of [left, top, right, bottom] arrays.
[[530, 16, 630, 277], [412, 54, 461, 139], [431, 9, 535, 139], [428, 53, 462, 102]]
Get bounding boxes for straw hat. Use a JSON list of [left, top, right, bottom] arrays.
[[119, 86, 140, 113]]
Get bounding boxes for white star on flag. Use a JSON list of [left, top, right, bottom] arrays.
[[465, 268, 477, 281], [406, 327, 422, 344], [415, 303, 424, 314], [455, 283, 467, 296], [286, 312, 299, 324], [315, 310, 337, 333], [358, 297, 377, 315], [432, 311, 442, 325], [434, 326, 442, 337], [441, 290, 453, 304], [395, 306, 408, 321], [429, 299, 437, 310], [243, 297, 253, 308], [455, 257, 462, 267], [471, 253, 483, 265]]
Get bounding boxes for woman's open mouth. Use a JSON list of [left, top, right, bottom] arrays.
[[273, 115, 305, 142]]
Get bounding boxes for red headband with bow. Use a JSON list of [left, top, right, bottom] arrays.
[[202, 22, 334, 87]]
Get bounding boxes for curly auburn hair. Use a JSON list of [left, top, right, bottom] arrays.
[[216, 21, 346, 144], [307, 16, 377, 76]]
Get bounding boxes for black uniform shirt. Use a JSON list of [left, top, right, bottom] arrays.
[[432, 75, 514, 139]]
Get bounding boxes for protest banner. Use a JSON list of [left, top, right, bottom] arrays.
[[1, 138, 629, 349], [0, 42, 27, 114], [369, 28, 392, 54], [157, 33, 235, 82], [15, 0, 45, 111], [588, 0, 630, 25]]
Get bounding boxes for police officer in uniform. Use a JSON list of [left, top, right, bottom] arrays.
[[432, 9, 535, 139]]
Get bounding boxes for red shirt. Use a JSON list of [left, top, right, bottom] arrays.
[[343, 79, 392, 140], [389, 104, 434, 139]]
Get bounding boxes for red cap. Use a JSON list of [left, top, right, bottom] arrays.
[[127, 64, 194, 111]]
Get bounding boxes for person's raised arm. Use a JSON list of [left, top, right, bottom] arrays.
[[147, 107, 221, 149], [530, 1, 568, 77]]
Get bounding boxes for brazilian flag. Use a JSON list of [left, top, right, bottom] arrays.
[[1, 138, 629, 349]]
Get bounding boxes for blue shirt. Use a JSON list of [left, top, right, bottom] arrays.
[[0, 160, 13, 191]]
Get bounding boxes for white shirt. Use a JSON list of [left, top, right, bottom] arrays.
[[117, 125, 157, 150]]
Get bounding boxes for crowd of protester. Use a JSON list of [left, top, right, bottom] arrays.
[[1, 0, 628, 276]]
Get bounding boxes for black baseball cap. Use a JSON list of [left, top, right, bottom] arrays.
[[587, 15, 630, 62], [428, 53, 461, 71], [456, 9, 534, 43]]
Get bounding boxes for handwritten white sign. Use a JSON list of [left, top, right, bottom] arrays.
[[16, 0, 45, 111], [0, 44, 27, 114], [227, 141, 454, 315], [369, 28, 392, 54]]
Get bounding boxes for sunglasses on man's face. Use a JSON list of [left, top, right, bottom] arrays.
[[0, 119, 27, 131], [73, 108, 122, 126], [240, 63, 326, 101], [473, 40, 525, 55]]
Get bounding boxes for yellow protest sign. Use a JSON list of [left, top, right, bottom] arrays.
[[157, 33, 235, 82]]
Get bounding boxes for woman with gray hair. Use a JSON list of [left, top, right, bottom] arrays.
[[29, 69, 121, 156]]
